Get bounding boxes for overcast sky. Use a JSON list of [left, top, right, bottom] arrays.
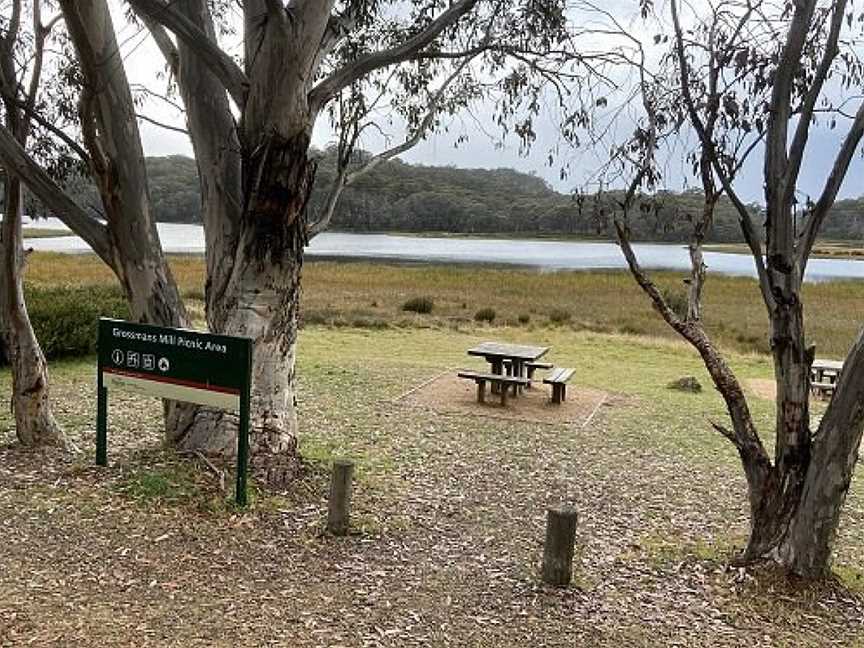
[[115, 2, 864, 206]]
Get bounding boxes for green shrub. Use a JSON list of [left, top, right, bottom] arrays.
[[548, 308, 572, 324], [474, 307, 496, 323], [402, 296, 434, 314], [24, 285, 129, 360], [518, 313, 531, 325]]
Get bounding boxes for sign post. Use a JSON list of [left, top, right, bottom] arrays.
[[96, 318, 253, 506]]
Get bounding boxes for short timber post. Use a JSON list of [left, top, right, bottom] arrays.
[[327, 459, 355, 536], [542, 506, 578, 586]]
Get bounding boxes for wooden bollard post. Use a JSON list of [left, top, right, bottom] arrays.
[[542, 506, 578, 586], [327, 459, 354, 536]]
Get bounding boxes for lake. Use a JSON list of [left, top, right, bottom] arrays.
[[21, 217, 864, 282]]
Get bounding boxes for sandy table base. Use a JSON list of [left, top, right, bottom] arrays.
[[748, 378, 834, 403], [398, 370, 609, 426], [747, 378, 776, 401]]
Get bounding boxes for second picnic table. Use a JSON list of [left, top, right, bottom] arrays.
[[467, 341, 550, 393], [811, 358, 843, 397]]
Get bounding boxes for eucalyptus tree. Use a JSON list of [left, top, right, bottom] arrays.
[[0, 0, 193, 450], [606, 0, 864, 576], [0, 0, 69, 447], [125, 0, 586, 480]]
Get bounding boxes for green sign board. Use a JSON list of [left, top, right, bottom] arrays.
[[96, 318, 253, 505]]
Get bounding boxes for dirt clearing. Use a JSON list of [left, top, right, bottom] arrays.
[[398, 370, 609, 426]]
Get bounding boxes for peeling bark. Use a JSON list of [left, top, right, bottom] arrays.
[[157, 0, 309, 479]]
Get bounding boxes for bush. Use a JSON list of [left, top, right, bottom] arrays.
[[548, 308, 572, 324], [402, 296, 434, 314], [518, 313, 530, 325], [22, 285, 129, 360], [668, 376, 702, 393], [474, 307, 496, 323]]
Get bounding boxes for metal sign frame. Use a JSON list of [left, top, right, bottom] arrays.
[[96, 318, 253, 506]]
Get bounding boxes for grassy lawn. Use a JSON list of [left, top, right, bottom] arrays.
[[2, 320, 864, 646]]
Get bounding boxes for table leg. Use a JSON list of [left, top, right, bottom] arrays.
[[513, 360, 524, 396], [490, 359, 502, 394]]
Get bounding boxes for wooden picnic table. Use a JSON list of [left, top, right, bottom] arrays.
[[811, 358, 843, 398], [467, 341, 550, 394], [812, 358, 843, 382]]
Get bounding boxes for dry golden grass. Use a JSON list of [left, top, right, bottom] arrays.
[[23, 252, 864, 358], [706, 239, 864, 258], [25, 252, 205, 293]]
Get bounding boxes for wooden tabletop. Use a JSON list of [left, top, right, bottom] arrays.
[[467, 341, 550, 361], [813, 359, 844, 371]]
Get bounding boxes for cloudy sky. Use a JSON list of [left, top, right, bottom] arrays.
[[114, 2, 864, 206]]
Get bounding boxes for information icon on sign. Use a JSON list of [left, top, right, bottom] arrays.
[[158, 357, 170, 372], [111, 349, 124, 365]]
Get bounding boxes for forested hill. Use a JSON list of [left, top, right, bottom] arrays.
[[47, 152, 864, 243]]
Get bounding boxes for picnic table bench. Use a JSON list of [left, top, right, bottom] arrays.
[[457, 370, 529, 406], [544, 367, 575, 404]]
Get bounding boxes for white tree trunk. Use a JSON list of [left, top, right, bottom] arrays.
[[171, 247, 302, 482], [159, 3, 315, 480], [0, 181, 68, 448]]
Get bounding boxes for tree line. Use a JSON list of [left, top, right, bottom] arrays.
[[32, 152, 864, 243]]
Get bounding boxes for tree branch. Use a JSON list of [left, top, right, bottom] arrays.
[[670, 0, 774, 310], [127, 0, 248, 107], [797, 100, 864, 271], [316, 2, 361, 63], [309, 0, 480, 113], [308, 54, 476, 238], [2, 95, 91, 164], [783, 0, 847, 211], [615, 218, 771, 472], [0, 0, 21, 63], [136, 112, 189, 135], [140, 13, 179, 78], [0, 124, 111, 264], [763, 0, 817, 277]]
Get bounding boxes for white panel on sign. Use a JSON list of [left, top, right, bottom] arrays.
[[103, 372, 240, 409]]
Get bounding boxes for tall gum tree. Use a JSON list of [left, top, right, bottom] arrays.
[[0, 0, 70, 448], [0, 1, 187, 330], [603, 0, 864, 577], [129, 0, 584, 481], [0, 0, 193, 444]]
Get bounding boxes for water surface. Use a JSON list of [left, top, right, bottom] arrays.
[[22, 217, 864, 282]]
